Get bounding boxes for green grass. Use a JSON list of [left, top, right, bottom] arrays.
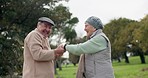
[[113, 56, 148, 78], [55, 65, 77, 78], [114, 64, 148, 78], [55, 56, 148, 78]]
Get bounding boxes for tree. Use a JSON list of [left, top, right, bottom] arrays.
[[0, 0, 74, 76], [104, 18, 135, 63], [47, 4, 79, 72], [133, 14, 148, 52], [131, 44, 145, 64], [131, 15, 148, 64], [104, 16, 148, 64]]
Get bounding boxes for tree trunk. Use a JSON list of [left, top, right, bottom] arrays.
[[117, 54, 122, 62], [57, 59, 62, 71], [117, 56, 121, 62], [124, 52, 129, 63], [54, 61, 58, 75], [138, 51, 146, 64]]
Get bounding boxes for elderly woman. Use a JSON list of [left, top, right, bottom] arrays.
[[64, 16, 115, 78]]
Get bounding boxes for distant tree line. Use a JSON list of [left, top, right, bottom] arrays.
[[103, 15, 148, 63]]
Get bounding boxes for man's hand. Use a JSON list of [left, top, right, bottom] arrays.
[[54, 45, 65, 59], [58, 44, 66, 52]]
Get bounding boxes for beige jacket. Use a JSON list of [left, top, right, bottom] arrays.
[[23, 28, 55, 78]]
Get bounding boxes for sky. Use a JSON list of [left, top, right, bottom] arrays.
[[60, 0, 148, 37], [60, 0, 148, 58]]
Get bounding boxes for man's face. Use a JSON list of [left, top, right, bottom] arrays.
[[84, 22, 96, 38], [37, 22, 52, 37]]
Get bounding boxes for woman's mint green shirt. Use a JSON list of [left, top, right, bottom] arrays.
[[65, 32, 107, 55]]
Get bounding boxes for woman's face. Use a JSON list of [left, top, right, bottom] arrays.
[[84, 22, 96, 38], [37, 22, 52, 37]]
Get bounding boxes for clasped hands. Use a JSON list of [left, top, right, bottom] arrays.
[[54, 44, 66, 58]]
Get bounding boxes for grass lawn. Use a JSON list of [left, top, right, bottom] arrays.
[[55, 56, 148, 78], [55, 65, 77, 78]]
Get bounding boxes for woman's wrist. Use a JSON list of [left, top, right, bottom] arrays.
[[64, 44, 67, 51]]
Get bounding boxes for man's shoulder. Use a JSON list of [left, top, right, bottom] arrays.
[[26, 30, 37, 37], [25, 30, 41, 39]]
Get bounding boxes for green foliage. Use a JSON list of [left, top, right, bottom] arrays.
[[63, 27, 77, 43], [103, 15, 148, 60], [49, 4, 79, 45], [133, 15, 148, 51], [0, 35, 23, 75], [50, 4, 78, 36], [0, 0, 79, 76], [104, 18, 137, 58]]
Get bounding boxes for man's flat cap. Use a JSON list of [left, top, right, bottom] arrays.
[[38, 17, 55, 26]]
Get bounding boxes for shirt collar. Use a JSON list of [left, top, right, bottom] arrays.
[[89, 29, 102, 39]]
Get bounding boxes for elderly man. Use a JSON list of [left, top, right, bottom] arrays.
[[22, 17, 65, 78], [63, 16, 115, 78]]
